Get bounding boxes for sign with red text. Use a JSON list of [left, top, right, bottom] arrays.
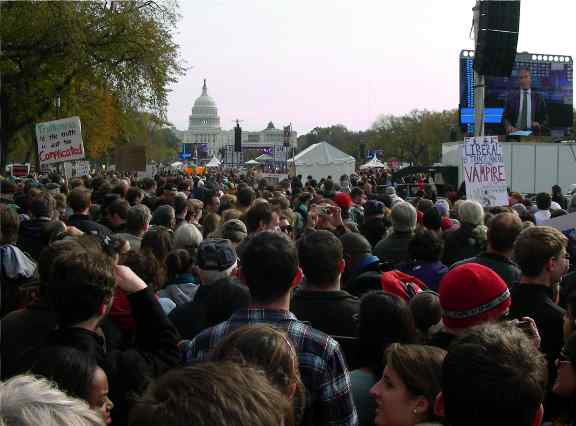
[[36, 116, 85, 166], [463, 136, 508, 207]]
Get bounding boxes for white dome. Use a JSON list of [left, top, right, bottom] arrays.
[[189, 79, 221, 130]]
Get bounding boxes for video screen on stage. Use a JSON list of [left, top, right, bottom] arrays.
[[459, 50, 573, 137]]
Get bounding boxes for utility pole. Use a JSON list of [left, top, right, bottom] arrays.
[[473, 1, 485, 137]]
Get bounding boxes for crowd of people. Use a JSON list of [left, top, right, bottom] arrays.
[[1, 169, 576, 426]]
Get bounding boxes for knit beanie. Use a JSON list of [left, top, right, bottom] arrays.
[[439, 263, 510, 329]]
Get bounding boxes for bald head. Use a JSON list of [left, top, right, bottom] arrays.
[[488, 212, 523, 252]]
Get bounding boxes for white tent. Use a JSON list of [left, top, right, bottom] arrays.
[[288, 142, 355, 181], [206, 155, 221, 168], [360, 156, 387, 170], [255, 153, 273, 162], [245, 159, 260, 165]]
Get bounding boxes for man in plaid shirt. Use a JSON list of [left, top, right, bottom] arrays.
[[186, 231, 358, 426]]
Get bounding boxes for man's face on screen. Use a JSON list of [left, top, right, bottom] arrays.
[[519, 70, 531, 89]]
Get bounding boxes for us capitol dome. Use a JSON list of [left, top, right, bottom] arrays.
[[176, 79, 296, 161]]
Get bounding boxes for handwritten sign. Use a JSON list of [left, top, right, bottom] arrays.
[[36, 117, 85, 165], [463, 136, 508, 207], [64, 161, 91, 178]]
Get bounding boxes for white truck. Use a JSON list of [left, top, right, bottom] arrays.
[[442, 141, 576, 195]]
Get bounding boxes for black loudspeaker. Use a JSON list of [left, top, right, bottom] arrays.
[[234, 123, 242, 152], [283, 125, 291, 147], [474, 1, 520, 77]]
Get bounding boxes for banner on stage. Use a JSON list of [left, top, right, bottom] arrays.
[[36, 116, 85, 166], [463, 136, 508, 207], [64, 161, 91, 178]]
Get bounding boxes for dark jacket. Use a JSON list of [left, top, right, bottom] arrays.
[[399, 261, 448, 292], [442, 223, 486, 267], [45, 288, 181, 425], [17, 218, 52, 260], [452, 252, 521, 288], [290, 288, 360, 337], [503, 89, 548, 131], [1, 303, 59, 379], [68, 213, 112, 237], [373, 231, 414, 267], [510, 283, 565, 380], [169, 277, 251, 340], [360, 217, 389, 249]]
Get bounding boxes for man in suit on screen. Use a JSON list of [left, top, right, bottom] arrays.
[[503, 68, 548, 136]]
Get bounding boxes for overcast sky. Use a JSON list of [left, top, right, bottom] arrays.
[[166, 0, 575, 135]]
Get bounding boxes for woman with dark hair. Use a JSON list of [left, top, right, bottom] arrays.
[[211, 324, 305, 424], [369, 343, 446, 426], [399, 229, 448, 292], [159, 249, 199, 307], [141, 228, 174, 266], [31, 346, 113, 425], [351, 291, 418, 426]]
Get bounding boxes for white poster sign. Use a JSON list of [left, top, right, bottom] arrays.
[[64, 161, 91, 178], [137, 164, 158, 179], [36, 116, 85, 165], [463, 136, 508, 207]]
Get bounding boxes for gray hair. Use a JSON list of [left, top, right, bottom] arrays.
[[198, 261, 238, 285], [459, 200, 485, 226], [126, 204, 152, 234], [391, 202, 417, 233], [174, 223, 203, 250], [0, 375, 104, 426]]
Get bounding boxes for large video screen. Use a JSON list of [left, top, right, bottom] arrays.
[[459, 50, 573, 137]]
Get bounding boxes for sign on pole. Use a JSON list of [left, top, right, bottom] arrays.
[[36, 116, 85, 166], [63, 160, 91, 178], [463, 136, 508, 207]]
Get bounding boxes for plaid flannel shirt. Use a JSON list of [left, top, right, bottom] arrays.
[[186, 308, 358, 426]]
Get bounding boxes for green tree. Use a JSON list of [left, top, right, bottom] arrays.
[[370, 109, 461, 165], [0, 0, 184, 167]]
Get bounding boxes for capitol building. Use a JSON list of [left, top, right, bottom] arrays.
[[175, 80, 297, 165]]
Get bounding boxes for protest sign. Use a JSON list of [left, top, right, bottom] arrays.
[[63, 161, 91, 178], [36, 117, 85, 166], [542, 212, 576, 233], [137, 164, 158, 179], [463, 136, 508, 207]]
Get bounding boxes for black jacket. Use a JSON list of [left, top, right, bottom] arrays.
[[45, 288, 181, 425], [442, 223, 486, 267], [1, 304, 59, 379], [452, 252, 521, 288], [68, 213, 112, 237], [290, 288, 360, 337], [510, 283, 565, 373], [17, 218, 52, 260], [169, 277, 251, 340]]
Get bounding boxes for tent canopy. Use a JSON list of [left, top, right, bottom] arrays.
[[289, 142, 355, 181], [245, 159, 260, 165], [255, 153, 273, 162], [206, 155, 221, 168], [360, 156, 387, 170]]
